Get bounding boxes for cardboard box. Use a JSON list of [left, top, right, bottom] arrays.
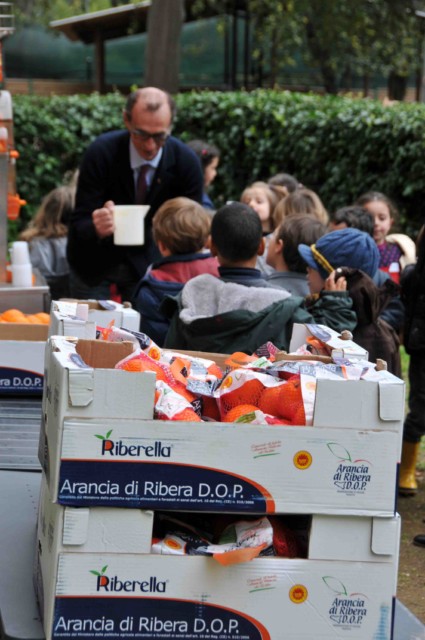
[[49, 300, 141, 338], [40, 337, 404, 515], [289, 323, 369, 361], [35, 474, 154, 640], [39, 337, 156, 489], [36, 549, 399, 640], [46, 416, 400, 515], [0, 323, 48, 394]]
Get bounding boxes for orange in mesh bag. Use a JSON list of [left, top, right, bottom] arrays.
[[218, 374, 264, 418], [258, 377, 306, 425]]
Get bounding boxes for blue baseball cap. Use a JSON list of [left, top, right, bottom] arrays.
[[298, 227, 380, 279]]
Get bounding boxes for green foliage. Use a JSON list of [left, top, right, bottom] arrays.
[[12, 89, 425, 236]]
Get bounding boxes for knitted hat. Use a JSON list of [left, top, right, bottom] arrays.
[[298, 227, 380, 279]]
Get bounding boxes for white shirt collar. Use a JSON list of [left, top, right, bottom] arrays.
[[129, 139, 163, 170]]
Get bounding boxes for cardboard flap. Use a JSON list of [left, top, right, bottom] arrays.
[[75, 340, 134, 369], [0, 323, 49, 341], [379, 383, 405, 421], [63, 508, 90, 545], [372, 516, 400, 555], [68, 369, 94, 407]]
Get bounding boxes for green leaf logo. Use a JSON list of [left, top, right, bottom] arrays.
[[327, 442, 352, 462]]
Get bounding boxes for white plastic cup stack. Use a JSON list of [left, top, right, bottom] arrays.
[[10, 241, 33, 287]]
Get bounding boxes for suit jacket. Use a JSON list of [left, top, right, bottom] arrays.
[[67, 130, 204, 285]]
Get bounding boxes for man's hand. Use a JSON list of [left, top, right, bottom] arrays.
[[324, 269, 347, 291], [92, 201, 115, 239]]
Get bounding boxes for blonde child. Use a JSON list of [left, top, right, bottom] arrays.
[[19, 185, 75, 298], [240, 181, 287, 275], [273, 187, 329, 228], [356, 191, 416, 283]]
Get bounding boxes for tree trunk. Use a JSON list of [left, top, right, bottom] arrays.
[[388, 70, 407, 101], [145, 0, 185, 93]]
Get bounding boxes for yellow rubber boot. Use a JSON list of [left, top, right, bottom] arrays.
[[399, 441, 420, 496]]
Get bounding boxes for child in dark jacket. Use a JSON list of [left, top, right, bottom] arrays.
[[133, 197, 219, 345], [162, 203, 356, 354], [298, 227, 401, 375]]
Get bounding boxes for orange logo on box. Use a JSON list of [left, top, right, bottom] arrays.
[[289, 584, 308, 604], [294, 450, 312, 469]]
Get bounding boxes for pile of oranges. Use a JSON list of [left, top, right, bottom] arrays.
[[0, 308, 50, 324], [219, 377, 306, 425]]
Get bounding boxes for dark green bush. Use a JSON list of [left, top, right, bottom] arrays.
[[11, 89, 425, 237]]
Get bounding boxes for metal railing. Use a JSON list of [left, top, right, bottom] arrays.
[[0, 2, 14, 39]]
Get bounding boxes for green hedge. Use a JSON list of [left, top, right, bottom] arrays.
[[11, 89, 425, 236]]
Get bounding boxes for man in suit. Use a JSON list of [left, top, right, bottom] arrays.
[[67, 87, 204, 301]]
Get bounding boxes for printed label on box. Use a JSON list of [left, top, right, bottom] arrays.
[[0, 366, 43, 394]]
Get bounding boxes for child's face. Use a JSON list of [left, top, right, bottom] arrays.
[[266, 229, 282, 268], [204, 157, 219, 188], [307, 267, 325, 294], [363, 200, 393, 245], [241, 188, 271, 227]]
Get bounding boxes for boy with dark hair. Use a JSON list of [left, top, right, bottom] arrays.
[[266, 215, 326, 296], [329, 205, 374, 235], [133, 197, 218, 345], [162, 203, 356, 354]]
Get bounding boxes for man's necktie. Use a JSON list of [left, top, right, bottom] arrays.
[[136, 164, 150, 204]]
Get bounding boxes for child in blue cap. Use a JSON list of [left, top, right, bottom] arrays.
[[298, 227, 401, 375]]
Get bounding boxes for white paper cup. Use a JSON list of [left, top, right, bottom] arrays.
[[11, 263, 32, 287], [11, 241, 30, 265], [113, 205, 150, 246]]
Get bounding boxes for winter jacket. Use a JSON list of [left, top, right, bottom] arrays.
[[162, 273, 356, 354], [373, 268, 404, 333], [133, 252, 219, 346], [401, 262, 425, 354], [329, 268, 401, 376], [267, 271, 309, 297]]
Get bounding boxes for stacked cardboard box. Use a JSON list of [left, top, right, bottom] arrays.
[[35, 329, 404, 639]]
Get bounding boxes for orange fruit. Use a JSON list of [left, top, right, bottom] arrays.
[[279, 379, 304, 421], [223, 404, 259, 422], [1, 308, 26, 323], [34, 312, 50, 324], [291, 403, 306, 426], [220, 379, 264, 416], [174, 407, 202, 422], [258, 385, 284, 417], [202, 396, 221, 421], [120, 357, 169, 382], [25, 314, 42, 324]]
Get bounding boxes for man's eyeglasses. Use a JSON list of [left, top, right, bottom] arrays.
[[130, 128, 169, 145]]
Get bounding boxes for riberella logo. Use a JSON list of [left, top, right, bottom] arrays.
[[327, 443, 372, 493], [90, 565, 167, 593], [95, 430, 171, 458]]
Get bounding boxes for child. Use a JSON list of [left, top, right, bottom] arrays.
[[273, 187, 329, 228], [329, 205, 374, 235], [268, 172, 300, 193], [298, 227, 401, 375], [133, 197, 219, 345], [327, 204, 404, 334], [240, 181, 287, 275], [186, 140, 220, 211], [162, 203, 356, 354], [266, 215, 327, 296], [399, 225, 425, 495], [19, 185, 74, 299], [356, 191, 416, 283]]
